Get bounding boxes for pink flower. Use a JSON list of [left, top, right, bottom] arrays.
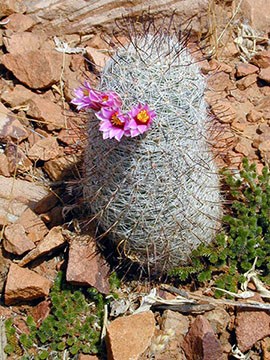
[[71, 82, 122, 111], [127, 103, 156, 137], [89, 90, 122, 111], [70, 82, 93, 110], [96, 107, 129, 141]]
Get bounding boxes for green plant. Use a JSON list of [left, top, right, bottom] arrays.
[[171, 158, 270, 294], [4, 272, 105, 359], [83, 16, 222, 274]]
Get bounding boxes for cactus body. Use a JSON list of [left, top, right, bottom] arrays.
[[83, 33, 222, 273]]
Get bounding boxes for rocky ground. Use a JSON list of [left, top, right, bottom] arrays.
[[0, 0, 270, 359]]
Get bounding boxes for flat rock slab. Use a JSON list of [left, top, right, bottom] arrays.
[[4, 263, 52, 305], [22, 0, 209, 36], [3, 223, 35, 255], [106, 311, 156, 360], [66, 238, 110, 294], [0, 175, 48, 225], [17, 208, 48, 243], [3, 32, 48, 54], [27, 137, 60, 161], [0, 175, 48, 208], [26, 97, 66, 130], [235, 309, 270, 352], [18, 226, 66, 266], [0, 111, 29, 142], [251, 50, 270, 69], [1, 50, 63, 89], [3, 13, 36, 32], [240, 0, 270, 33]]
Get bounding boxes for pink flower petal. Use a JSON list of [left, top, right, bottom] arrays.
[[126, 103, 156, 137]]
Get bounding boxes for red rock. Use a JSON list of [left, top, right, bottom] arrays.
[[1, 0, 26, 16], [205, 308, 230, 335], [235, 309, 270, 352], [3, 32, 47, 54], [260, 86, 270, 96], [57, 118, 84, 145], [241, 123, 260, 139], [258, 123, 270, 134], [87, 34, 109, 49], [17, 208, 48, 243], [12, 0, 208, 37], [234, 138, 253, 156], [0, 247, 10, 293], [28, 128, 49, 147], [222, 42, 239, 59], [31, 300, 51, 327], [18, 226, 66, 266], [106, 311, 155, 360], [12, 317, 30, 335], [236, 74, 257, 90], [3, 13, 36, 32], [78, 355, 99, 360], [3, 223, 35, 255], [208, 59, 233, 74], [5, 142, 32, 174], [253, 134, 265, 150], [66, 237, 110, 294], [0, 305, 12, 317], [198, 59, 212, 74], [0, 202, 25, 226], [161, 310, 190, 337], [258, 140, 270, 161], [182, 315, 223, 360], [246, 109, 264, 123], [0, 153, 10, 177], [235, 63, 259, 77], [27, 137, 60, 161], [259, 68, 270, 83], [64, 74, 84, 102], [43, 154, 80, 181], [251, 50, 270, 69], [229, 88, 246, 103], [0, 176, 47, 206], [207, 71, 235, 92], [42, 206, 63, 227], [0, 30, 3, 47], [4, 263, 52, 305], [262, 337, 270, 360], [26, 97, 66, 130], [1, 84, 36, 108], [241, 85, 263, 104], [85, 46, 110, 70], [234, 100, 254, 122], [64, 57, 96, 102], [211, 100, 236, 124], [241, 0, 270, 33], [1, 51, 63, 89], [0, 175, 48, 225], [0, 112, 29, 142], [34, 191, 59, 214], [256, 96, 270, 120]]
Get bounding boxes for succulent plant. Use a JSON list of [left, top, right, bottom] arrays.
[[83, 19, 223, 274], [172, 159, 270, 295]]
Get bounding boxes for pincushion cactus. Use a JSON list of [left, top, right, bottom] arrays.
[[81, 23, 223, 274]]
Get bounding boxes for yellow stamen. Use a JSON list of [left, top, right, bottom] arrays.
[[83, 89, 89, 96], [111, 113, 123, 127], [102, 95, 109, 102], [137, 110, 150, 124]]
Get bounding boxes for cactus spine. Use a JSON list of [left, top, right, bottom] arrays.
[[83, 22, 223, 274]]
